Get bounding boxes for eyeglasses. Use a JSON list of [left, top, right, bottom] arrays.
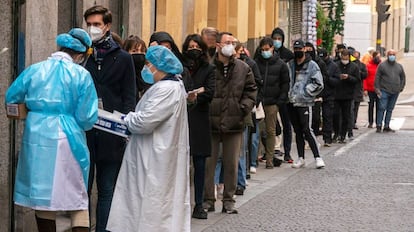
[[220, 41, 237, 46]]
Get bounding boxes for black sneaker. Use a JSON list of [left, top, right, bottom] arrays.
[[376, 127, 382, 133], [192, 205, 208, 219], [284, 154, 294, 163], [235, 186, 244, 195], [383, 127, 395, 133], [273, 157, 283, 167]]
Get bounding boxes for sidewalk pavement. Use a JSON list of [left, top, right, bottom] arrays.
[[191, 114, 373, 232], [192, 52, 414, 231]]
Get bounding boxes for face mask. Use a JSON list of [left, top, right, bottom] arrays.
[[261, 50, 273, 59], [373, 57, 381, 64], [185, 49, 203, 60], [341, 59, 349, 65], [306, 51, 315, 60], [221, 44, 234, 57], [87, 26, 104, 42], [294, 51, 304, 59], [141, 65, 155, 84], [388, 55, 396, 62], [273, 40, 282, 49], [239, 53, 248, 60], [131, 54, 146, 75]]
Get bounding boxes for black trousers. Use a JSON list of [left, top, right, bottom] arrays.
[[287, 104, 320, 159], [322, 99, 334, 142], [278, 103, 293, 156], [193, 155, 207, 206], [367, 91, 378, 125], [311, 101, 322, 136], [333, 99, 353, 139]]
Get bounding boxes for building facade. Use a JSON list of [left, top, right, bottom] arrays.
[[343, 0, 406, 55]]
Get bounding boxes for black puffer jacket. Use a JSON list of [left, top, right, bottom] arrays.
[[255, 53, 290, 106], [210, 57, 257, 133], [271, 27, 294, 62]]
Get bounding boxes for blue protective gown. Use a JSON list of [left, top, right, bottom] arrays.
[[6, 52, 98, 209]]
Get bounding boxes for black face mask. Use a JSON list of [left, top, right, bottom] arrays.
[[131, 54, 146, 75], [184, 49, 203, 60], [239, 53, 248, 60], [294, 51, 305, 59], [306, 51, 315, 60], [373, 57, 381, 64]]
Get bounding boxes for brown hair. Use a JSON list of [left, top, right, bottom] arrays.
[[84, 5, 112, 24], [123, 35, 147, 53]]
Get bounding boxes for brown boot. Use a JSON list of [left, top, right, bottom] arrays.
[[72, 227, 89, 232], [35, 216, 56, 232]]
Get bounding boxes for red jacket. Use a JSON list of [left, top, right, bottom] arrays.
[[364, 59, 379, 92]]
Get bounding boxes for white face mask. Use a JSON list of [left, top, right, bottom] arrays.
[[341, 59, 349, 65], [87, 26, 104, 42], [221, 44, 235, 57]]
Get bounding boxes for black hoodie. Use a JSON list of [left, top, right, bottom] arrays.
[[149, 31, 192, 91], [271, 27, 294, 63]]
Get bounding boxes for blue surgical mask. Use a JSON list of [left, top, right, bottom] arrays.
[[261, 50, 273, 59], [388, 55, 396, 62], [141, 65, 155, 84], [273, 40, 282, 49]]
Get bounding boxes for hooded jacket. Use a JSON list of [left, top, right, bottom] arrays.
[[271, 27, 294, 62], [149, 32, 192, 91]]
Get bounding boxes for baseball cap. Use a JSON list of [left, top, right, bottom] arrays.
[[293, 39, 305, 49]]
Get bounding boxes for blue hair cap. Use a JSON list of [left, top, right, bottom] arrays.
[[146, 45, 183, 74], [56, 28, 92, 52]]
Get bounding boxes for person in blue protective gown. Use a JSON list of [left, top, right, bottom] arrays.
[[106, 45, 191, 232], [5, 28, 98, 232]]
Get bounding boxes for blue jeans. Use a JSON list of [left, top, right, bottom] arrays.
[[89, 161, 122, 232], [376, 90, 399, 128], [237, 127, 249, 188], [250, 120, 260, 168], [214, 143, 223, 185]]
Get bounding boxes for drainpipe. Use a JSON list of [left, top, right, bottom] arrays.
[[10, 0, 21, 231]]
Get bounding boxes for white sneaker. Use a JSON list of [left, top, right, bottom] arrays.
[[250, 166, 257, 174], [291, 157, 305, 168], [315, 157, 325, 169]]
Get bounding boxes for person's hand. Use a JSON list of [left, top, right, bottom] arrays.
[[340, 74, 348, 80], [187, 91, 197, 103], [363, 90, 368, 96], [376, 90, 382, 98]]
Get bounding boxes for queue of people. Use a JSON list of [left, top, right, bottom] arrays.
[[5, 5, 406, 232]]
